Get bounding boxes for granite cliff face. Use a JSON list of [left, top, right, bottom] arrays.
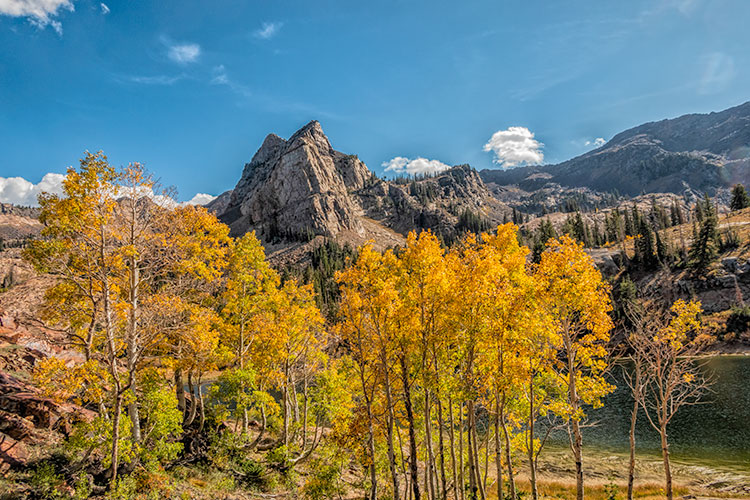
[[220, 121, 372, 240], [217, 121, 500, 247], [481, 101, 750, 198]]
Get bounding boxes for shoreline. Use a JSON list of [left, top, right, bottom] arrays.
[[529, 447, 750, 498]]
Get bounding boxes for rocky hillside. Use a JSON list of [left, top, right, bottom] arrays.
[[481, 101, 750, 198], [0, 204, 42, 243], [214, 121, 504, 252]]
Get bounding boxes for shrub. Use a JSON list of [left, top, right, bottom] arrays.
[[303, 445, 346, 500], [237, 457, 269, 490], [726, 305, 750, 335], [29, 463, 66, 500]]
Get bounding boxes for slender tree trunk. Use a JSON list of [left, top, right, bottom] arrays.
[[448, 398, 459, 500], [109, 392, 123, 487], [660, 425, 673, 500], [459, 402, 465, 500], [571, 418, 584, 500], [425, 390, 437, 500], [467, 401, 478, 500], [568, 360, 584, 500], [174, 367, 186, 417], [470, 403, 485, 500], [501, 395, 516, 500], [249, 405, 267, 449], [368, 432, 378, 500], [282, 373, 290, 449], [127, 256, 141, 444], [627, 397, 638, 500], [185, 371, 197, 427], [401, 356, 421, 500], [435, 395, 448, 500], [198, 374, 206, 432], [494, 397, 503, 500], [302, 366, 309, 450], [384, 365, 400, 500], [528, 375, 538, 500], [102, 271, 121, 489], [367, 401, 378, 500]]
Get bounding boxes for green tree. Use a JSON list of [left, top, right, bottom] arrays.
[[688, 195, 719, 271], [730, 183, 750, 211]]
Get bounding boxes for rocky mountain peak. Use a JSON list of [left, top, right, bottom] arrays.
[[287, 120, 330, 149], [250, 133, 287, 166], [214, 121, 500, 256], [219, 121, 369, 240]]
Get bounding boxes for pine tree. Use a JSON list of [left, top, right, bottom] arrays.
[[636, 219, 658, 270], [688, 194, 719, 271], [730, 184, 750, 211]]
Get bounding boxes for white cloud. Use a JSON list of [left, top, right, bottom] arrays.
[[99, 2, 108, 14], [382, 157, 452, 176], [0, 171, 216, 210], [483, 126, 544, 168], [0, 0, 74, 34], [254, 21, 282, 39], [167, 41, 201, 64], [699, 52, 735, 95], [0, 173, 65, 206], [585, 137, 606, 148]]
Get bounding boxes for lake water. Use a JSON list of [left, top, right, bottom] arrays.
[[550, 355, 750, 472]]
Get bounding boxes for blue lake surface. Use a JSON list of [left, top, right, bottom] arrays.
[[550, 355, 750, 472]]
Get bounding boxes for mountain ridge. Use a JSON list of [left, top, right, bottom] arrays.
[[480, 101, 750, 197], [213, 121, 503, 256]]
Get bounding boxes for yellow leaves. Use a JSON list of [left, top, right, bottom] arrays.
[[33, 357, 109, 406], [654, 299, 702, 350], [536, 235, 613, 344]]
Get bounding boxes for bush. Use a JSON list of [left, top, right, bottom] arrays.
[[237, 457, 269, 490], [106, 475, 138, 500], [303, 445, 346, 500], [720, 228, 741, 251], [29, 463, 66, 500], [604, 477, 621, 500], [726, 305, 750, 335]]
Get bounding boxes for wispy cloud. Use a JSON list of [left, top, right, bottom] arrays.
[[210, 64, 252, 97], [0, 0, 74, 35], [585, 137, 607, 148], [125, 74, 185, 85], [163, 37, 201, 64], [209, 64, 343, 120], [254, 21, 282, 40], [642, 0, 701, 19], [382, 157, 451, 176], [484, 127, 544, 168], [699, 52, 735, 95], [100, 2, 109, 15]]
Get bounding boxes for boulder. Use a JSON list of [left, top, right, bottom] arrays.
[[0, 431, 29, 471]]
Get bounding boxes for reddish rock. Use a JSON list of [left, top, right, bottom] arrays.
[[0, 431, 29, 471], [0, 371, 95, 437]]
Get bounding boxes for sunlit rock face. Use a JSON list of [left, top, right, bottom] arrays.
[[220, 120, 371, 240]]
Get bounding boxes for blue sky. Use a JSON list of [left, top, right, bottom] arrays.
[[0, 0, 748, 204]]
